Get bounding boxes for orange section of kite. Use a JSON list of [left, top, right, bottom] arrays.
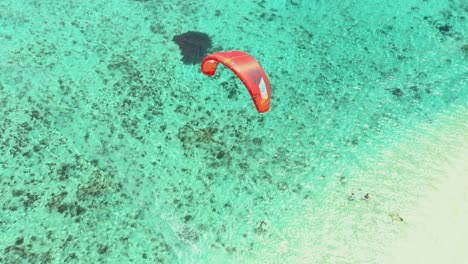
[[200, 51, 271, 113]]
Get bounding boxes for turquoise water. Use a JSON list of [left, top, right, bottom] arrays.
[[0, 0, 466, 263]]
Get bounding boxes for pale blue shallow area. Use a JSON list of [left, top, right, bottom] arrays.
[[0, 0, 467, 263]]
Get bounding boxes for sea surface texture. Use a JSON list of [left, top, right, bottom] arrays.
[[0, 0, 466, 263]]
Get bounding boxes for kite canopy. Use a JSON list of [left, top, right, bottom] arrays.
[[201, 51, 271, 113]]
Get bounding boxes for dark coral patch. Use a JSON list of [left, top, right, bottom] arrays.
[[392, 88, 403, 97], [437, 24, 451, 33], [172, 31, 212, 65], [462, 44, 468, 56]]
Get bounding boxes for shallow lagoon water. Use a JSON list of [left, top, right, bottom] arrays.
[[0, 0, 467, 263]]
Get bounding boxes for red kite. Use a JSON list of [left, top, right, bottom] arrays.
[[201, 51, 271, 113]]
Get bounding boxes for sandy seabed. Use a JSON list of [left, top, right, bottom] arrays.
[[377, 108, 468, 263], [381, 151, 468, 264]]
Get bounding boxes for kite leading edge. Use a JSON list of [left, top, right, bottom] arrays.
[[200, 51, 271, 113]]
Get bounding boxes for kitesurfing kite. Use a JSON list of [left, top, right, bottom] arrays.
[[200, 51, 271, 113]]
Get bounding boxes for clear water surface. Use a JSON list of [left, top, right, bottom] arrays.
[[0, 0, 466, 263]]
